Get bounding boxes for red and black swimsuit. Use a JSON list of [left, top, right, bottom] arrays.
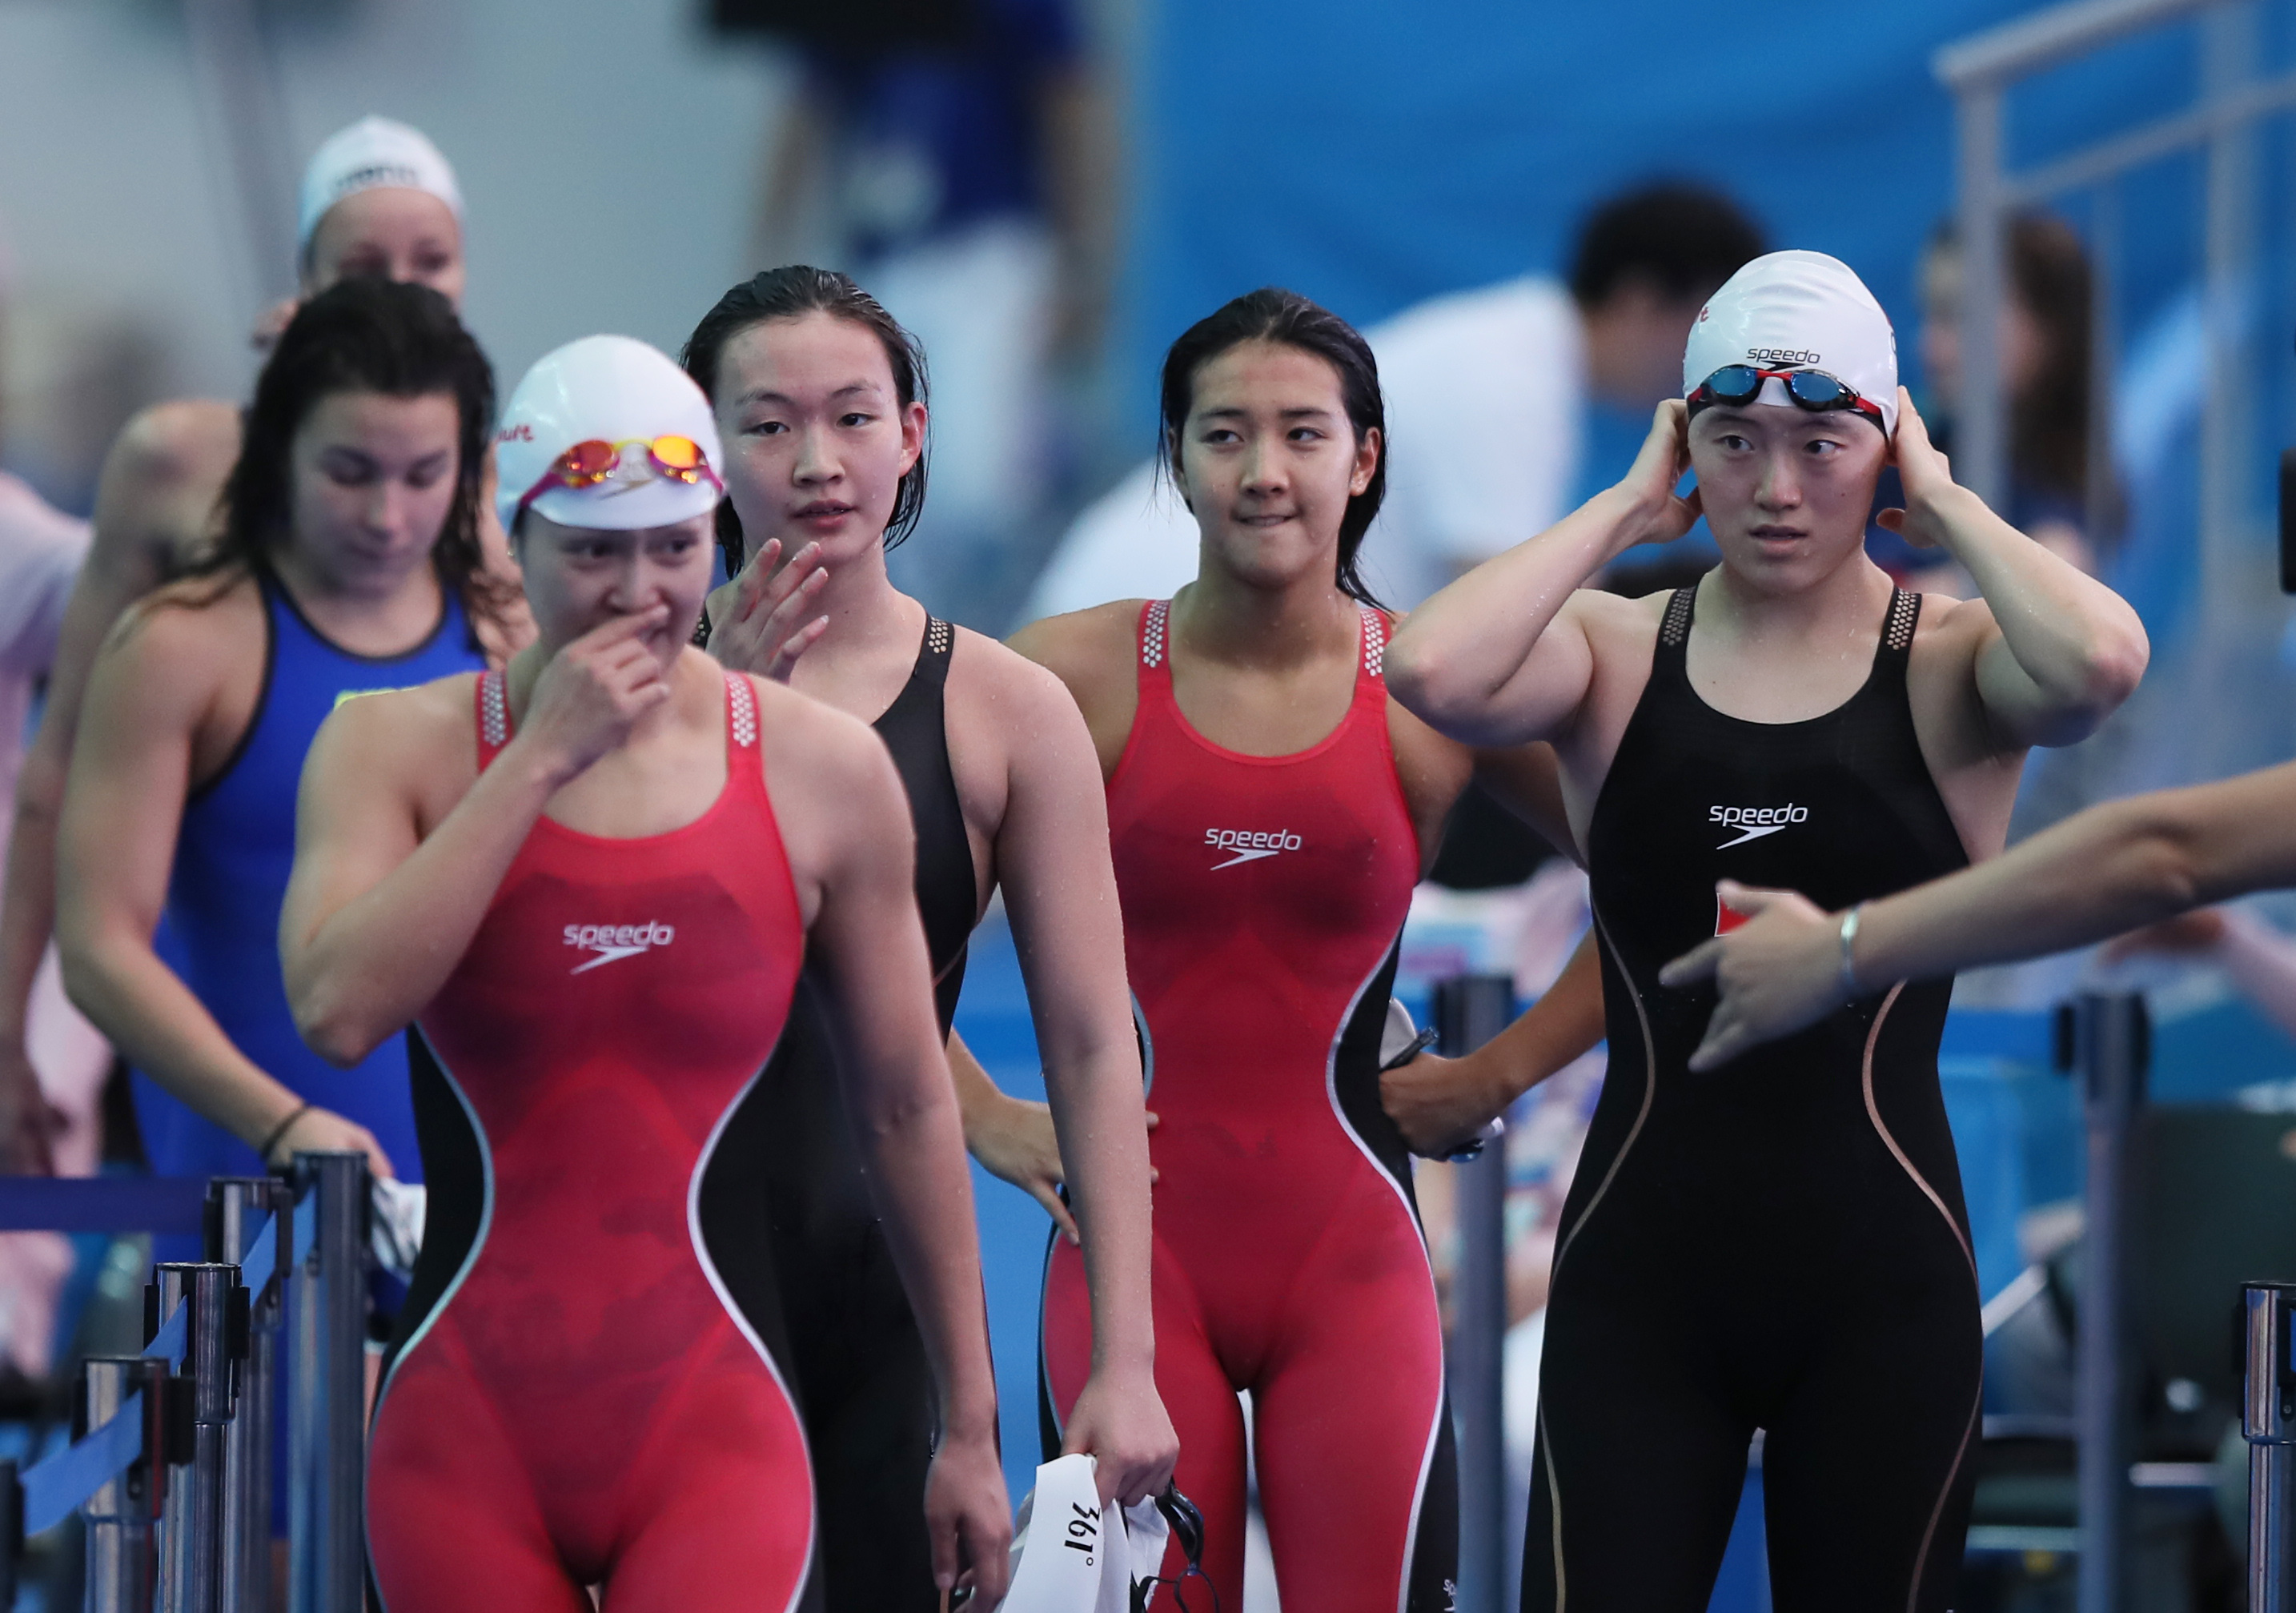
[[1040, 600, 1458, 1613], [367, 669, 813, 1612]]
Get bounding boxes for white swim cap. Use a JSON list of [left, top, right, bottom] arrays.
[[1683, 249, 1897, 436], [495, 336, 726, 536], [295, 117, 464, 263]]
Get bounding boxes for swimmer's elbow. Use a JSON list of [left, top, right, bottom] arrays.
[[1383, 636, 1482, 732], [2074, 616, 2149, 720], [291, 979, 384, 1069]]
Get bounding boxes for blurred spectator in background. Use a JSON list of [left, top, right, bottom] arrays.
[[0, 117, 479, 1183], [716, 0, 1118, 631], [1030, 181, 1765, 621], [1030, 181, 1764, 889], [0, 221, 115, 1380], [1885, 211, 2108, 590]]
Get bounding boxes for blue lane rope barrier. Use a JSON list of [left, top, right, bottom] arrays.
[[21, 1390, 143, 1538], [10, 1204, 286, 1539], [0, 1177, 211, 1233]]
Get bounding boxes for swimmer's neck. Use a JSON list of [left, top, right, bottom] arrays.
[[267, 538, 447, 656], [1170, 561, 1362, 671], [1695, 552, 1895, 646]]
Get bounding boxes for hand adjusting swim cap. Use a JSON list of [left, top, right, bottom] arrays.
[[496, 336, 726, 535], [1683, 249, 1897, 436], [295, 117, 464, 262]]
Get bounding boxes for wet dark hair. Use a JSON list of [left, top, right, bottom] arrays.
[[680, 266, 929, 576], [1157, 287, 1387, 610], [1568, 182, 1767, 308], [198, 278, 508, 640]]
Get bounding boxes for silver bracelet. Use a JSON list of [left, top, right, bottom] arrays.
[[1838, 905, 1865, 1000]]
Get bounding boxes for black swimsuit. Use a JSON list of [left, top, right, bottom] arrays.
[[1524, 584, 1982, 1611], [753, 616, 975, 1613]]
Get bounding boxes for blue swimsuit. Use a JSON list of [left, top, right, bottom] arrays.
[[136, 566, 484, 1184]]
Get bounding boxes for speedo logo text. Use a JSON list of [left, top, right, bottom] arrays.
[[563, 921, 676, 974], [1205, 827, 1302, 869], [1710, 804, 1808, 849]]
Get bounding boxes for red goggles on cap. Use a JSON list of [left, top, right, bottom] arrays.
[[517, 435, 722, 512]]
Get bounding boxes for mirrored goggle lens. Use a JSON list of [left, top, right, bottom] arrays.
[[552, 439, 620, 487], [1701, 365, 1764, 403], [1784, 371, 1856, 410], [648, 435, 706, 481]]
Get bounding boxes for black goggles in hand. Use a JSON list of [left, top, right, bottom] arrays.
[[1688, 364, 1885, 428]]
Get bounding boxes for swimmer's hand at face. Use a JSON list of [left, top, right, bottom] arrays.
[[1871, 390, 1953, 551], [1660, 881, 1846, 1071], [516, 606, 677, 787], [1610, 399, 1706, 552], [704, 537, 830, 682]]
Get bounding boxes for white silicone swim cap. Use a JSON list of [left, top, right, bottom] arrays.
[[295, 117, 464, 263], [1683, 249, 1897, 435], [494, 336, 726, 536]]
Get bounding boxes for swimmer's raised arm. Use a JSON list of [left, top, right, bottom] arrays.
[[1662, 760, 2296, 1069], [283, 607, 672, 1063], [1881, 393, 2146, 749], [771, 676, 1011, 1605], [1385, 402, 1703, 745]]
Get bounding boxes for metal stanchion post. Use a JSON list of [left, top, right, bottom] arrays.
[[206, 1180, 287, 1613], [2246, 1283, 2296, 1613], [0, 1457, 21, 1613], [287, 1153, 366, 1613], [149, 1263, 244, 1613], [1435, 973, 1514, 1613], [80, 1356, 160, 1613], [2070, 992, 2147, 1613]]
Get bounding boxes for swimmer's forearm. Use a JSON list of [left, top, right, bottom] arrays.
[[1483, 933, 1606, 1105], [1920, 483, 2148, 740], [0, 744, 67, 1042], [59, 925, 298, 1146], [860, 1089, 1003, 1437], [1854, 775, 2296, 983], [288, 735, 564, 1063], [1043, 1037, 1158, 1376]]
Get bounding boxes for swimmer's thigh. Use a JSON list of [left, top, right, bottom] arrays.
[[1250, 1214, 1453, 1613], [366, 1348, 585, 1613], [608, 1331, 815, 1613], [1522, 1278, 1749, 1612], [1042, 1230, 1248, 1610]]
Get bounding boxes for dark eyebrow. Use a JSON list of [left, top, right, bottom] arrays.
[[733, 381, 885, 409], [1194, 404, 1339, 422]]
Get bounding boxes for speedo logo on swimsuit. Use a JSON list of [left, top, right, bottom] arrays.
[[1204, 827, 1303, 869], [1710, 803, 1808, 849], [562, 921, 676, 974]]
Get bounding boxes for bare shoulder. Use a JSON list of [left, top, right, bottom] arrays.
[[1005, 600, 1141, 698], [1909, 586, 1997, 646], [945, 624, 1090, 728], [94, 399, 240, 574], [109, 400, 241, 489], [319, 672, 477, 756], [749, 672, 899, 787], [100, 573, 260, 675], [1565, 580, 1672, 660]]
